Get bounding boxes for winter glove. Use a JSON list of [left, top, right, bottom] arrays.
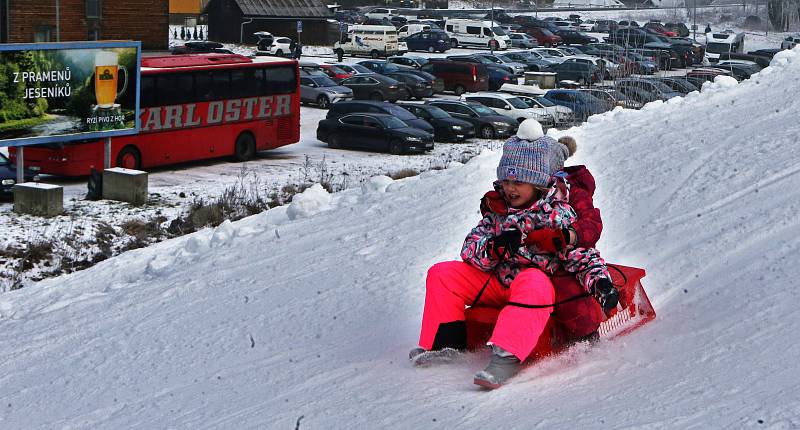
[[524, 227, 575, 253], [591, 278, 619, 315], [488, 228, 522, 260]]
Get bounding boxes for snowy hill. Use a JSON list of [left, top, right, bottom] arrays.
[[2, 49, 800, 429]]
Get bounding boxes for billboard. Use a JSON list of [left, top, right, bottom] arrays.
[[0, 41, 141, 147]]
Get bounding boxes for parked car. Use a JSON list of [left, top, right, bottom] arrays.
[[664, 22, 690, 37], [617, 20, 640, 29], [403, 29, 450, 52], [620, 52, 659, 75], [580, 88, 641, 110], [653, 77, 699, 95], [387, 55, 430, 69], [545, 61, 602, 85], [317, 64, 354, 82], [643, 22, 677, 37], [521, 26, 562, 47], [331, 63, 373, 75], [542, 89, 607, 121], [591, 19, 616, 33], [747, 48, 781, 59], [462, 92, 555, 128], [711, 62, 760, 81], [447, 54, 518, 76], [502, 51, 557, 71], [317, 113, 433, 154], [327, 100, 435, 135], [554, 29, 598, 45], [472, 53, 528, 76], [685, 67, 734, 83], [339, 74, 406, 102], [614, 78, 682, 104], [508, 32, 539, 48], [781, 34, 800, 50], [300, 74, 354, 108], [254, 34, 293, 57], [0, 152, 39, 199], [426, 100, 518, 139], [420, 59, 490, 95], [562, 57, 622, 79], [397, 102, 475, 142], [515, 95, 575, 127], [487, 67, 515, 91], [358, 60, 444, 93], [717, 52, 770, 68]]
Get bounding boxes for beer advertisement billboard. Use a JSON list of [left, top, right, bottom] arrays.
[[0, 41, 141, 147]]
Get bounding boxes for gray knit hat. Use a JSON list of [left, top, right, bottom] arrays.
[[497, 135, 563, 187]]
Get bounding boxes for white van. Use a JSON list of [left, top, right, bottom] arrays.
[[705, 31, 745, 62], [334, 25, 402, 58], [364, 8, 399, 21], [444, 19, 510, 50], [398, 23, 431, 39]]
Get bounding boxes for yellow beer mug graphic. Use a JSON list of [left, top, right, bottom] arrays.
[[94, 51, 128, 108]]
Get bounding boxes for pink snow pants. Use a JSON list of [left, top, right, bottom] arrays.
[[418, 261, 555, 361]]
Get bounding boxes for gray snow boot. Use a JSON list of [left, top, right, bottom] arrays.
[[473, 345, 521, 389], [409, 347, 463, 367]]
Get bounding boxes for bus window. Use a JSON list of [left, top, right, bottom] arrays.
[[158, 73, 194, 105], [140, 75, 156, 107], [266, 66, 297, 95], [211, 70, 231, 100]]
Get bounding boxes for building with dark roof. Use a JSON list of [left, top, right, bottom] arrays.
[[204, 0, 337, 45]]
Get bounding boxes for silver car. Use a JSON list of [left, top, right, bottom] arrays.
[[300, 74, 353, 109]]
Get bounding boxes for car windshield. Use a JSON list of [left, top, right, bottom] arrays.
[[471, 104, 496, 116], [496, 54, 514, 63], [649, 80, 674, 93], [386, 105, 417, 120], [326, 65, 348, 74], [312, 76, 338, 87], [517, 96, 537, 108], [540, 28, 555, 36], [492, 27, 507, 36], [424, 105, 451, 119], [382, 63, 401, 72], [707, 42, 732, 54], [507, 97, 529, 109], [535, 97, 555, 107], [381, 117, 409, 129], [350, 64, 372, 73]]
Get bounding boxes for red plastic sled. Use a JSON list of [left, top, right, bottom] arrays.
[[465, 264, 656, 362]]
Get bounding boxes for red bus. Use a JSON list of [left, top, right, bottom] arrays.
[[11, 54, 300, 176]]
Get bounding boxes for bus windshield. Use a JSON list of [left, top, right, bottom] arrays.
[[706, 42, 732, 54]]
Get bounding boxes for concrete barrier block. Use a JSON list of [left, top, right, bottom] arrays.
[[13, 183, 63, 217], [102, 167, 148, 206]]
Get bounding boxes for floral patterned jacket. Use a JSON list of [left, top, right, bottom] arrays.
[[460, 175, 610, 292]]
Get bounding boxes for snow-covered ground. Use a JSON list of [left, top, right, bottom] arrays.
[[1, 40, 799, 428]]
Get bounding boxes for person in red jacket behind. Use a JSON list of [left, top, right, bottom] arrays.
[[511, 136, 606, 341]]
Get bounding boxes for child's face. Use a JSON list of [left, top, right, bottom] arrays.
[[501, 180, 542, 209]]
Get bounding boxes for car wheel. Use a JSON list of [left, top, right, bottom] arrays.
[[389, 139, 404, 155], [450, 39, 458, 48], [234, 132, 257, 161], [276, 49, 284, 57], [480, 125, 495, 139], [370, 50, 380, 59], [427, 46, 435, 53], [370, 92, 383, 101], [328, 134, 343, 149], [545, 42, 552, 48], [317, 95, 331, 109], [404, 88, 413, 99], [453, 84, 466, 96], [116, 145, 141, 170]]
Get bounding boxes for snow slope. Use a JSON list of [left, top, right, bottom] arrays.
[[2, 49, 800, 429]]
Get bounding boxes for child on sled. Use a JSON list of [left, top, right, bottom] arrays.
[[410, 119, 619, 389]]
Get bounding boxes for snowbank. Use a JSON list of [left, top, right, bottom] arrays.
[[1, 48, 799, 429]]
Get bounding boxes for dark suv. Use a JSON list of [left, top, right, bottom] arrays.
[[426, 100, 517, 139], [327, 101, 435, 135]]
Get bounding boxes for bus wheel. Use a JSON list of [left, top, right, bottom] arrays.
[[234, 132, 256, 161], [453, 85, 466, 96], [116, 146, 141, 170], [317, 95, 331, 109], [328, 134, 342, 149], [370, 50, 380, 59]]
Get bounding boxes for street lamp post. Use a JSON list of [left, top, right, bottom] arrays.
[[55, 0, 60, 41], [490, 0, 495, 54]]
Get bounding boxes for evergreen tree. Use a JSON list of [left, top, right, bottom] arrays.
[[199, 27, 204, 40], [180, 27, 186, 40], [193, 28, 198, 40]]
